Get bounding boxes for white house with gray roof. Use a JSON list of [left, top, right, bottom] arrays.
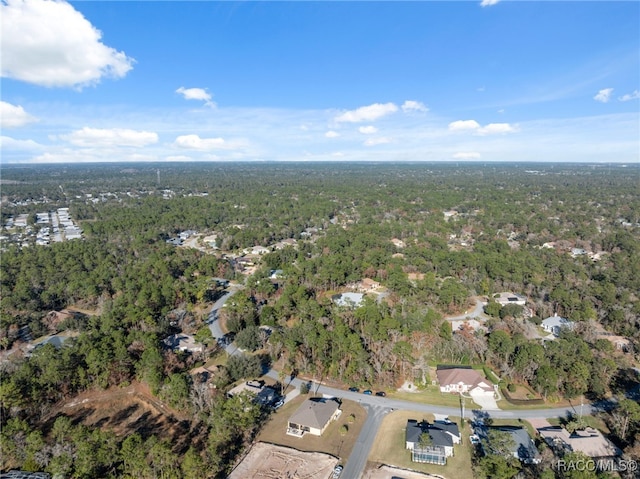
[[541, 315, 575, 336]]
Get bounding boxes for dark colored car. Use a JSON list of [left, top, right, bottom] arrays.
[[363, 389, 373, 395], [348, 387, 359, 392], [375, 391, 386, 397]]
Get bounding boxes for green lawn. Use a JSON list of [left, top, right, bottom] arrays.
[[389, 386, 480, 409], [497, 394, 585, 411], [369, 410, 474, 479]]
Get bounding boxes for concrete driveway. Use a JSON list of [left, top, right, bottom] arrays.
[[470, 391, 499, 410]]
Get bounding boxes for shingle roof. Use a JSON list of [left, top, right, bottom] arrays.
[[289, 398, 339, 430], [436, 367, 493, 392]]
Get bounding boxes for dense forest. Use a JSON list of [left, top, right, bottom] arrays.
[[1, 162, 639, 478]]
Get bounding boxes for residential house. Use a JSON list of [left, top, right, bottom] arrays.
[[358, 278, 381, 292], [493, 292, 527, 307], [405, 419, 460, 465], [541, 315, 575, 336], [287, 398, 341, 437], [490, 426, 541, 464], [332, 292, 364, 308], [0, 471, 51, 478], [162, 334, 203, 353], [537, 426, 622, 460], [436, 366, 496, 397]]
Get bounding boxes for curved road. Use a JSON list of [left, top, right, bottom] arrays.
[[445, 297, 487, 322]]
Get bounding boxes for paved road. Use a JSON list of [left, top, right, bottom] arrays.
[[206, 285, 243, 354], [445, 297, 487, 322], [340, 404, 390, 479]]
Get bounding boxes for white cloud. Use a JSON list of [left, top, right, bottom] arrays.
[[594, 88, 613, 103], [449, 119, 517, 135], [0, 135, 43, 150], [448, 120, 481, 131], [401, 100, 428, 113], [358, 125, 378, 134], [174, 134, 226, 150], [364, 137, 392, 146], [164, 155, 193, 162], [59, 127, 158, 147], [334, 102, 398, 123], [325, 130, 340, 138], [0, 101, 37, 128], [480, 0, 500, 6], [619, 90, 640, 102], [176, 87, 215, 107], [1, 0, 134, 88], [453, 151, 481, 160], [478, 123, 518, 135]]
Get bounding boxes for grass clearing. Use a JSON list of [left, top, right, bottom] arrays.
[[390, 386, 480, 409], [257, 394, 367, 462], [368, 410, 474, 479], [497, 394, 587, 410], [546, 415, 610, 433]]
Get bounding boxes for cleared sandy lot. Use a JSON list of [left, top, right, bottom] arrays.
[[228, 442, 339, 479], [364, 464, 445, 479]]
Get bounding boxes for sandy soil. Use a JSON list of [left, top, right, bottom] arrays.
[[43, 381, 203, 453], [364, 464, 446, 479], [228, 442, 339, 479]]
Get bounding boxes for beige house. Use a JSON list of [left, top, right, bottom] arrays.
[[287, 398, 341, 437], [538, 427, 621, 459], [358, 278, 381, 292], [436, 367, 495, 397]]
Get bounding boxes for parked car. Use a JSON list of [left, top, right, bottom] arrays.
[[332, 464, 343, 478], [469, 434, 480, 445], [375, 391, 386, 397], [363, 389, 372, 395], [272, 399, 285, 409], [348, 386, 359, 392]]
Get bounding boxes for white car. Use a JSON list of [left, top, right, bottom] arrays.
[[333, 465, 343, 478]]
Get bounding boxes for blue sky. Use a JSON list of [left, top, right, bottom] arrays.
[[1, 0, 639, 163]]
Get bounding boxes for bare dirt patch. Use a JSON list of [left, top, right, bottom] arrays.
[[228, 442, 339, 479], [43, 381, 202, 453], [364, 464, 445, 479]]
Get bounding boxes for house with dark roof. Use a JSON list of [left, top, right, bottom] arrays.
[[405, 419, 461, 462], [489, 426, 541, 464], [287, 398, 341, 437]]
